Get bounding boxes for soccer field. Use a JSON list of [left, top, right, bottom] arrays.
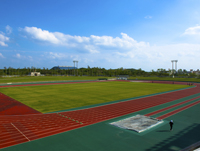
[[0, 81, 190, 113]]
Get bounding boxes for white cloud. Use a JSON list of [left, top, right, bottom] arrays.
[[48, 52, 68, 59], [84, 45, 99, 53], [0, 53, 4, 58], [6, 25, 12, 34], [47, 52, 80, 63], [113, 43, 200, 70], [21, 27, 149, 53], [90, 33, 148, 49], [14, 53, 33, 60], [145, 15, 152, 19], [183, 25, 200, 35], [16, 53, 21, 58], [23, 27, 60, 44], [19, 26, 200, 70], [115, 51, 135, 58], [22, 27, 90, 47], [0, 33, 9, 46]]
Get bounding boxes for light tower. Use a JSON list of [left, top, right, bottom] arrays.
[[73, 60, 78, 76], [174, 60, 178, 71], [171, 60, 174, 73], [171, 60, 178, 77]]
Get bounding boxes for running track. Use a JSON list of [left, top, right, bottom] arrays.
[[0, 80, 200, 149]]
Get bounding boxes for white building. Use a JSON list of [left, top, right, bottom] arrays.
[[30, 72, 41, 76]]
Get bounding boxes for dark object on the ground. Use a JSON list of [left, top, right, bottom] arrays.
[[169, 120, 174, 131]]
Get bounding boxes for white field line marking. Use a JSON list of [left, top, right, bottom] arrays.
[[11, 123, 30, 141]]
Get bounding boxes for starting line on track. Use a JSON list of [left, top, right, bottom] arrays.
[[11, 123, 30, 141]]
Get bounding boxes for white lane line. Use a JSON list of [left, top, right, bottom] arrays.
[[11, 123, 30, 141]]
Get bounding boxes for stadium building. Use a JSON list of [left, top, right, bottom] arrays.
[[51, 66, 77, 70]]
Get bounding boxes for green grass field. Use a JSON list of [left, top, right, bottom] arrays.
[[0, 76, 200, 84], [0, 76, 106, 84], [0, 81, 190, 113]]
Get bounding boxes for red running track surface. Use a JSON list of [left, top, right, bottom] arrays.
[[0, 93, 41, 115], [0, 82, 200, 149]]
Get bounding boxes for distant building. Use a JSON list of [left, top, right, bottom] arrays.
[[30, 72, 41, 76], [51, 66, 77, 70], [116, 75, 129, 80], [193, 69, 200, 76]]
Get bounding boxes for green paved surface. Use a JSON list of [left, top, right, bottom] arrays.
[[151, 95, 200, 118], [2, 93, 200, 151]]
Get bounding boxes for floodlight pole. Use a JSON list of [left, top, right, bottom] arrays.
[[73, 60, 78, 76], [171, 60, 178, 78], [175, 60, 178, 72]]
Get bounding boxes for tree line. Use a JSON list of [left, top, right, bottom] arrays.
[[0, 66, 198, 78]]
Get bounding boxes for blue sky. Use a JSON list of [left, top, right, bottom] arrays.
[[0, 0, 200, 71]]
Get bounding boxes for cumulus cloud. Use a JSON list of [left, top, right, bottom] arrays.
[[90, 33, 148, 49], [84, 45, 99, 53], [21, 27, 149, 53], [6, 25, 12, 34], [23, 27, 60, 44], [0, 33, 9, 46], [22, 26, 90, 46], [19, 26, 200, 70], [183, 25, 200, 35]]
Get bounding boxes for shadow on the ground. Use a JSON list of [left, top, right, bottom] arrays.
[[146, 123, 200, 151]]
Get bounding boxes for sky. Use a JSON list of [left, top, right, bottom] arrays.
[[0, 0, 200, 71]]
